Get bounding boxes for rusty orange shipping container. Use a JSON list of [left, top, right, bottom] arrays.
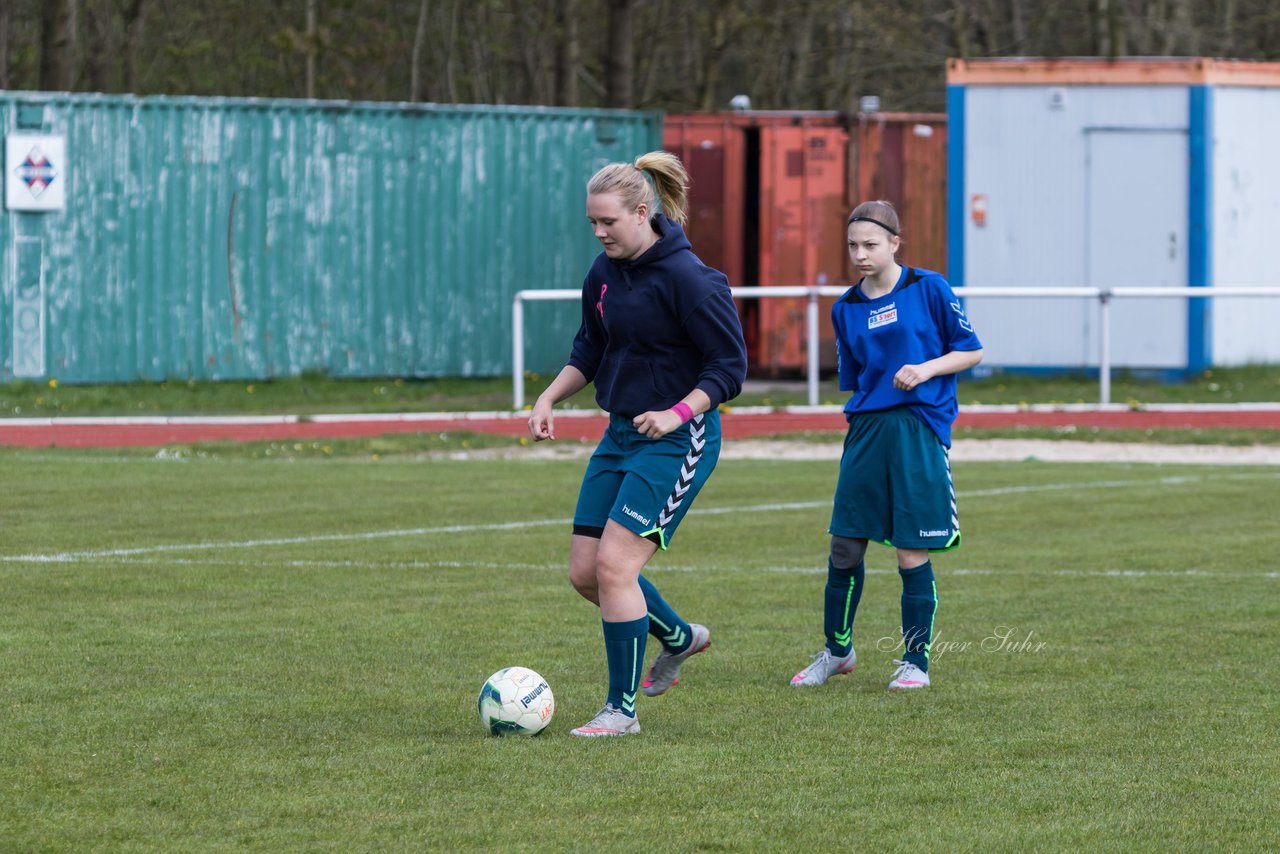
[[849, 112, 948, 274], [664, 111, 947, 375], [662, 114, 755, 357]]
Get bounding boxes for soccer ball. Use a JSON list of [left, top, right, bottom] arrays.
[[477, 666, 555, 736]]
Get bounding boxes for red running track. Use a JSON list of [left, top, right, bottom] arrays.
[[1, 407, 1278, 448]]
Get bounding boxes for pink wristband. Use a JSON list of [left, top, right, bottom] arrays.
[[671, 402, 694, 423]]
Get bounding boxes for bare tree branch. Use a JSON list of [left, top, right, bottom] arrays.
[[604, 0, 634, 108], [554, 0, 581, 106], [121, 0, 147, 93], [0, 2, 9, 90], [305, 0, 317, 98], [40, 0, 78, 90], [411, 0, 429, 101]]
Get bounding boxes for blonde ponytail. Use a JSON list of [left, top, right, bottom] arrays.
[[633, 151, 689, 225], [586, 150, 690, 225]]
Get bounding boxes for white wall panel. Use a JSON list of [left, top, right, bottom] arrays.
[[1211, 88, 1280, 364], [962, 86, 1188, 368]]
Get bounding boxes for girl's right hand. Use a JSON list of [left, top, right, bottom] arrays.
[[528, 400, 555, 441]]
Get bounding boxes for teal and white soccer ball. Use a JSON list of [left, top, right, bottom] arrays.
[[477, 666, 554, 736]]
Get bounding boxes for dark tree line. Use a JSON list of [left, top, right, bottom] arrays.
[[4, 0, 1280, 112]]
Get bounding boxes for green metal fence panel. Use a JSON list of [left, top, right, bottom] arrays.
[[1, 92, 661, 383]]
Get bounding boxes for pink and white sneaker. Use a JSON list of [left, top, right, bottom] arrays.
[[888, 659, 931, 691], [790, 648, 856, 686], [570, 704, 641, 737], [641, 623, 711, 697]]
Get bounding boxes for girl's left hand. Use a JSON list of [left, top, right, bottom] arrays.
[[633, 409, 682, 439]]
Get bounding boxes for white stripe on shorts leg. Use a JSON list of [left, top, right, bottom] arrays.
[[657, 413, 705, 529], [946, 447, 959, 534]]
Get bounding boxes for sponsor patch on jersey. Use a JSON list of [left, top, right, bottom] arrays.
[[868, 304, 898, 330]]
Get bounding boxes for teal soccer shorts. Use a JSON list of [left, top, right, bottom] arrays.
[[573, 410, 721, 550], [829, 407, 961, 552]]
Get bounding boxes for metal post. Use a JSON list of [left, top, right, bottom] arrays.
[[512, 293, 525, 410], [1098, 290, 1112, 405], [806, 286, 820, 406]]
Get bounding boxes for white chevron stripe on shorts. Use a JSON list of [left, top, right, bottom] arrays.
[[945, 446, 959, 535], [657, 414, 705, 529]]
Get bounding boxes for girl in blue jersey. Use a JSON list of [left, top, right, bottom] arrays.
[[791, 200, 983, 692], [528, 151, 747, 736]]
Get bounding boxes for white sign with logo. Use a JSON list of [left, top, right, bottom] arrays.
[[6, 133, 66, 211]]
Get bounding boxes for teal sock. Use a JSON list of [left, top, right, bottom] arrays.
[[602, 616, 648, 717], [824, 558, 864, 656], [639, 574, 692, 653], [899, 561, 938, 672]]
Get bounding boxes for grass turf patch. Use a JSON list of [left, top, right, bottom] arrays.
[[1, 453, 1277, 850]]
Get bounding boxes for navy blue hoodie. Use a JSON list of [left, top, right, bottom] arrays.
[[568, 215, 747, 419]]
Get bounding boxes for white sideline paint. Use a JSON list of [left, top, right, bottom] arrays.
[[0, 415, 303, 426], [3, 400, 1279, 428], [0, 502, 820, 564], [2, 519, 567, 563], [40, 555, 1275, 582], [3, 473, 1276, 566]]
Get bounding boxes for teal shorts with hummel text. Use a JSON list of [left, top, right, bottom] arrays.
[[573, 410, 721, 550], [829, 406, 961, 552]]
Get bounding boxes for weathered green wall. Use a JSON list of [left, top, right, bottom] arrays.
[[1, 92, 660, 382]]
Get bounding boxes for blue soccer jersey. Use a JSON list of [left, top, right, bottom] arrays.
[[832, 266, 982, 447]]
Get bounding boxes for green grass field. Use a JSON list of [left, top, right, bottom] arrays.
[[2, 446, 1278, 851]]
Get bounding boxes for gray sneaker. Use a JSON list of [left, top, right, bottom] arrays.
[[888, 659, 930, 691], [641, 623, 711, 697], [570, 704, 641, 737], [790, 647, 856, 686]]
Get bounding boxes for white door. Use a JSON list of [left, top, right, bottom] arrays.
[[1085, 129, 1188, 368]]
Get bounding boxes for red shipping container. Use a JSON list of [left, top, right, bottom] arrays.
[[662, 115, 748, 287], [662, 115, 756, 358], [849, 112, 948, 274], [665, 111, 947, 375], [757, 119, 850, 374]]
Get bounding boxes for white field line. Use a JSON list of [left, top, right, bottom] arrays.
[[4, 472, 1277, 566], [57, 555, 1277, 581], [0, 502, 818, 564], [1, 518, 568, 563], [4, 401, 1279, 428]]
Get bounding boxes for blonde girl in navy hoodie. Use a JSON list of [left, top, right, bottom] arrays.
[[528, 151, 747, 737]]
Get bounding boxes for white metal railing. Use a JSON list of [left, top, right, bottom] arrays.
[[512, 286, 1280, 410]]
